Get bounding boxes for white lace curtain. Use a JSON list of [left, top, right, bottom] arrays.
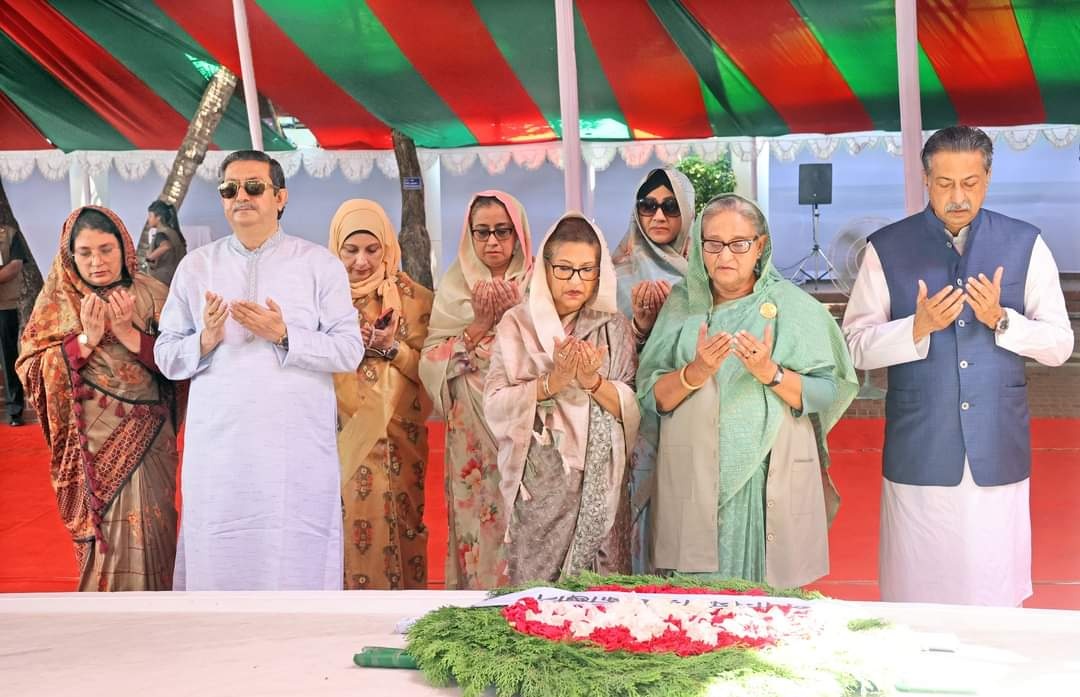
[[2, 125, 1075, 184]]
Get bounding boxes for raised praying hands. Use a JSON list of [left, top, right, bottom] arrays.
[[544, 335, 581, 397], [683, 323, 731, 386], [732, 325, 776, 384], [965, 266, 1005, 330], [630, 280, 671, 335], [473, 279, 520, 330], [912, 280, 966, 342], [78, 293, 107, 348], [231, 297, 287, 344], [200, 291, 229, 355], [572, 339, 607, 390]]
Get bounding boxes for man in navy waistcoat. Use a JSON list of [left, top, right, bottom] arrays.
[[842, 126, 1073, 606]]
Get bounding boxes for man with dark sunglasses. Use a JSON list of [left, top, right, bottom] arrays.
[[155, 149, 364, 592]]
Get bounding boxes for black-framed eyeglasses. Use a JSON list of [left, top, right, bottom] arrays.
[[545, 259, 600, 281], [636, 197, 680, 217], [702, 237, 758, 254], [217, 179, 277, 199], [471, 226, 515, 241]]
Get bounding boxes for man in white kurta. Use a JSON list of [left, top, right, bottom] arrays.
[[843, 127, 1073, 606], [156, 151, 364, 590]]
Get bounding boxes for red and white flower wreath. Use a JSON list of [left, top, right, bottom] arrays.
[[501, 584, 819, 656]]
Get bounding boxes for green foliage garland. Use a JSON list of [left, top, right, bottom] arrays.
[[405, 573, 864, 697]]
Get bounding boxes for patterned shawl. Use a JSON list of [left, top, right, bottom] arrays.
[[637, 194, 857, 506], [612, 167, 696, 319], [16, 206, 174, 542], [420, 190, 533, 417], [485, 213, 640, 518]]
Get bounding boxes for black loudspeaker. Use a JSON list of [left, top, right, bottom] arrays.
[[798, 163, 833, 205]]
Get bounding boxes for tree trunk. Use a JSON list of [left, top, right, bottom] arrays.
[[392, 129, 433, 290], [137, 66, 239, 267], [0, 177, 44, 331]]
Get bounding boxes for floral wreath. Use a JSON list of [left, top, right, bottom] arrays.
[[403, 573, 905, 697]]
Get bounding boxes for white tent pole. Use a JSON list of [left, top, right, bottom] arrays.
[[554, 0, 582, 211], [895, 0, 923, 214], [232, 0, 264, 151]]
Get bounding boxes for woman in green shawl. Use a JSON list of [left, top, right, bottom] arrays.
[[637, 194, 857, 587]]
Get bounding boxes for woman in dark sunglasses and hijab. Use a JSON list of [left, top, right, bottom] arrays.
[[611, 167, 695, 574]]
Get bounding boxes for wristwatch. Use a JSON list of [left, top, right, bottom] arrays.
[[77, 333, 96, 349], [382, 341, 399, 361], [274, 329, 289, 350], [994, 311, 1010, 335], [765, 365, 785, 387]]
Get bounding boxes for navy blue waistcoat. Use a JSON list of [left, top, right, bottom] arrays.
[[869, 206, 1037, 486]]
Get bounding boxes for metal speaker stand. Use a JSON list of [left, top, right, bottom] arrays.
[[791, 202, 840, 287]]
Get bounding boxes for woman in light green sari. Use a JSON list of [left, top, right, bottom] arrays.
[[637, 194, 857, 587]]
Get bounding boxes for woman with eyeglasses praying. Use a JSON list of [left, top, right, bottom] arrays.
[[17, 207, 183, 591], [638, 194, 857, 588], [419, 191, 532, 590], [611, 167, 695, 574], [330, 199, 433, 590], [484, 213, 640, 585]]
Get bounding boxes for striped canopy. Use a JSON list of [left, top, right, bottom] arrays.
[[1, 0, 1077, 152]]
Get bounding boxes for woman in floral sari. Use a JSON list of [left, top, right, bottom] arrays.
[[420, 191, 532, 589], [484, 213, 640, 585], [331, 199, 433, 590], [17, 206, 182, 591]]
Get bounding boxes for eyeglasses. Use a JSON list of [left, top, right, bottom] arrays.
[[545, 259, 601, 281], [217, 179, 277, 199], [636, 197, 681, 217], [702, 237, 758, 254], [471, 226, 515, 241]]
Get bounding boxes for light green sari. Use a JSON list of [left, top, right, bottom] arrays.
[[637, 195, 857, 581]]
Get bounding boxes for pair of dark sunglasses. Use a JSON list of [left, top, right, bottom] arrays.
[[471, 226, 515, 241], [217, 179, 277, 199], [636, 197, 680, 217]]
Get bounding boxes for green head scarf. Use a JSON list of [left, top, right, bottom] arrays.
[[636, 194, 857, 506]]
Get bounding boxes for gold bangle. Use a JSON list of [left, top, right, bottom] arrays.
[[585, 374, 603, 394], [541, 373, 552, 400], [462, 328, 474, 348], [679, 364, 707, 391]]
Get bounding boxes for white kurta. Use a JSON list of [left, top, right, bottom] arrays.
[[156, 231, 364, 591], [843, 233, 1073, 606]]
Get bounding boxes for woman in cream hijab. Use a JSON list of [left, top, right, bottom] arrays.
[[330, 199, 433, 590], [420, 191, 532, 589], [484, 213, 640, 585]]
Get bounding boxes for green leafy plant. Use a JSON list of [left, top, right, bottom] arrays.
[[676, 155, 738, 216]]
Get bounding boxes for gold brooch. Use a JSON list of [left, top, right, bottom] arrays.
[[760, 302, 778, 319]]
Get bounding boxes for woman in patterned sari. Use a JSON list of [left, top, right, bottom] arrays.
[[17, 206, 182, 591], [331, 199, 433, 590], [484, 213, 640, 585], [420, 191, 532, 589]]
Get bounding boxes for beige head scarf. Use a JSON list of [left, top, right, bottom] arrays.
[[328, 199, 402, 310]]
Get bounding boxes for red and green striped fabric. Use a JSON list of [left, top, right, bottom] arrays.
[[0, 0, 1077, 152]]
